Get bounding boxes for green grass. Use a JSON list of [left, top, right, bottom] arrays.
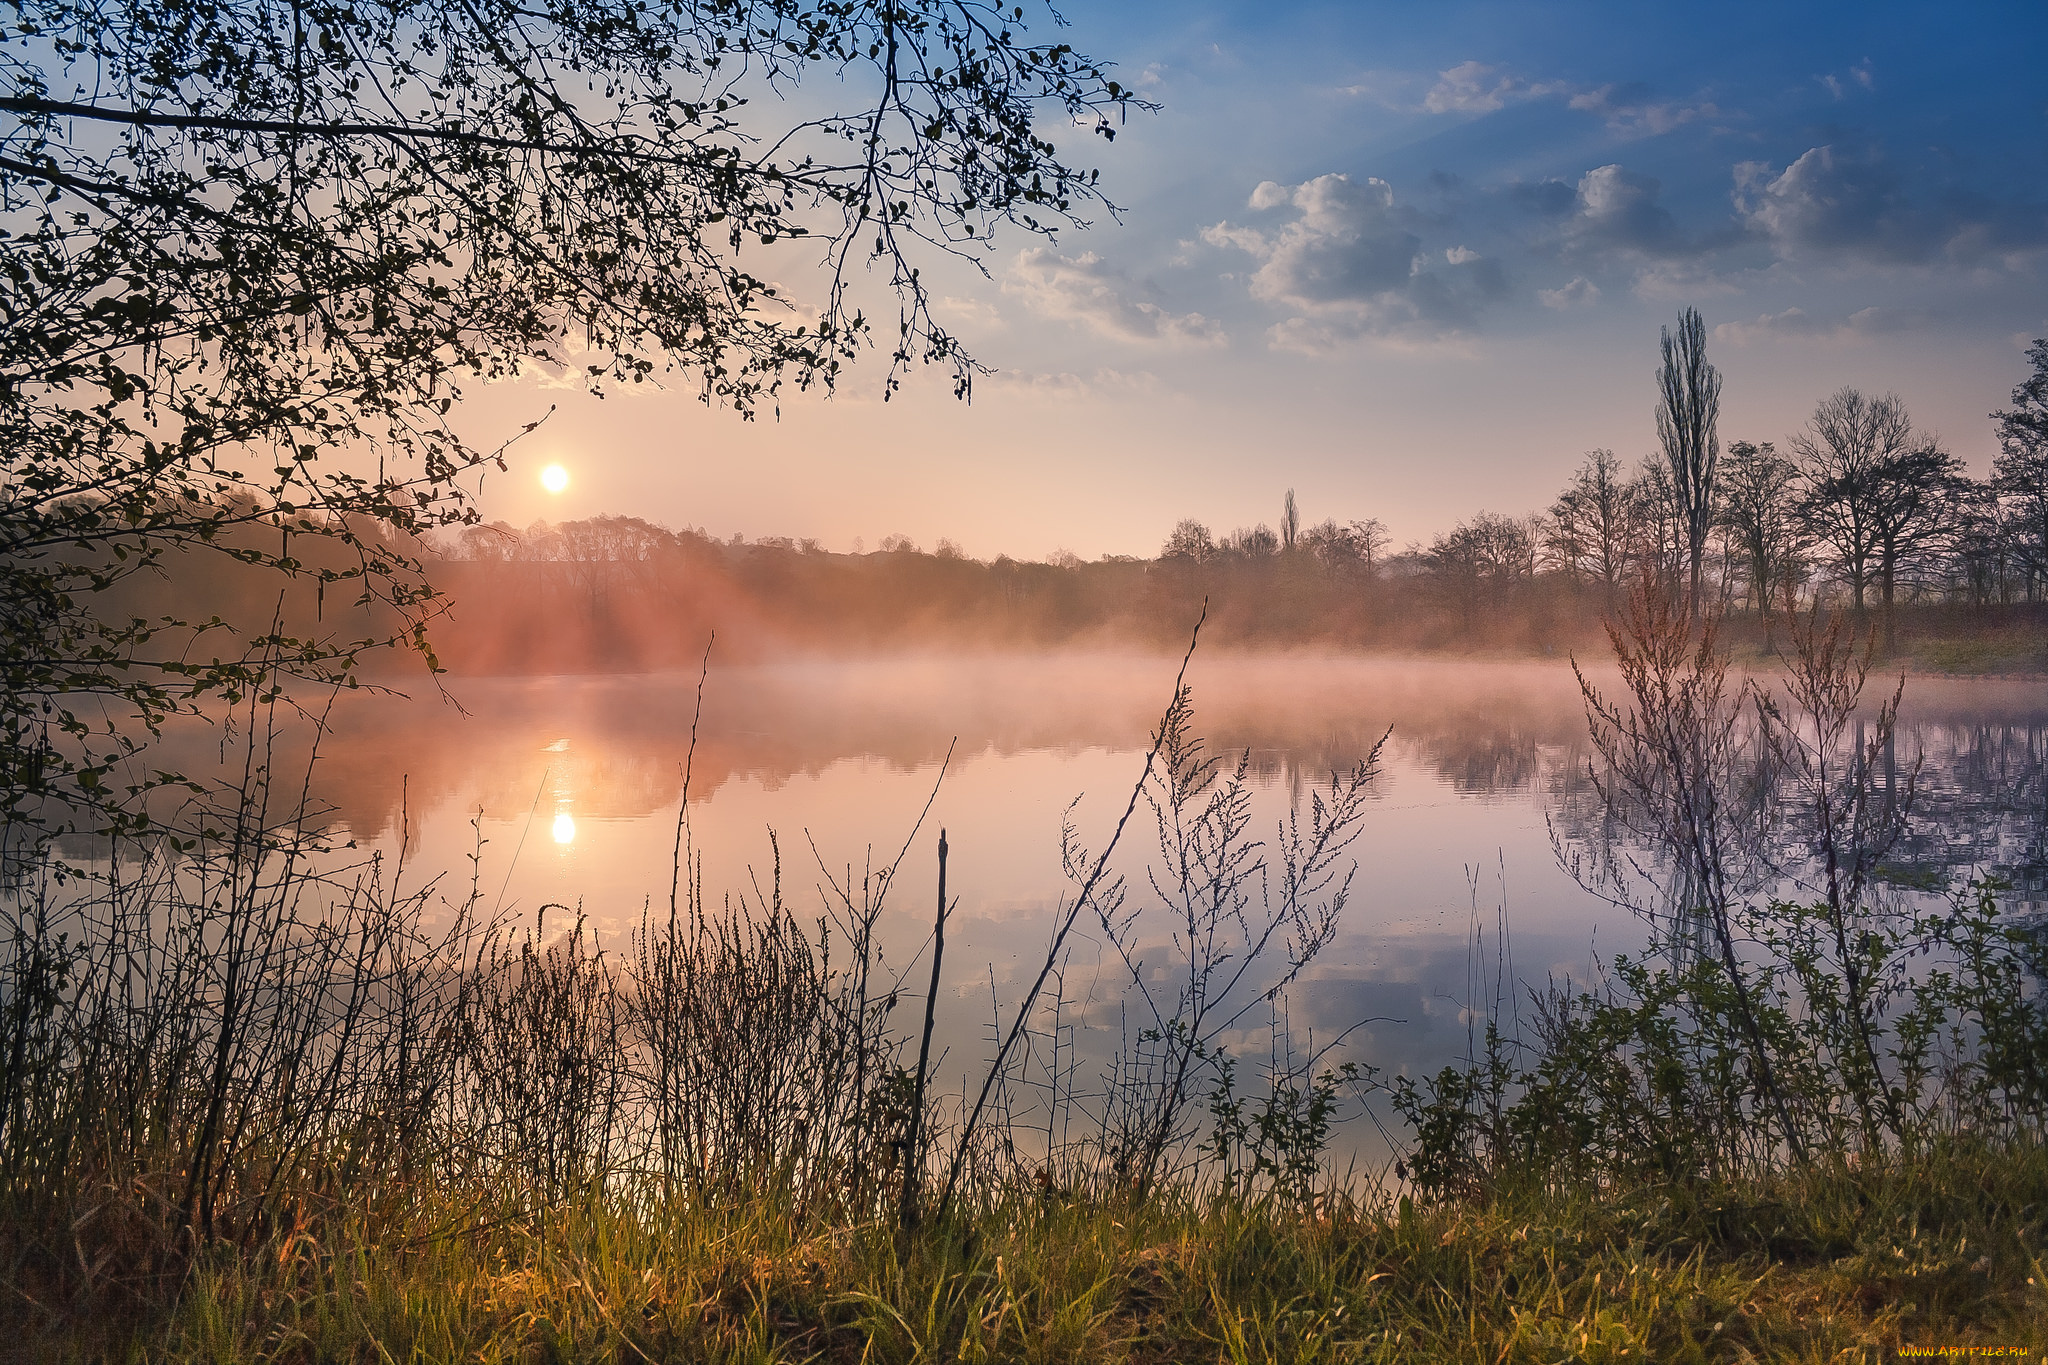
[[12, 1142, 2046, 1363], [1713, 603, 2048, 676], [1906, 635, 2048, 677]]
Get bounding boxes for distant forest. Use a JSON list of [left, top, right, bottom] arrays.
[[86, 372, 2047, 675], [423, 376, 2048, 671]]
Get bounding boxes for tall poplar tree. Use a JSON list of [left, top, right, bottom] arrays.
[[1655, 307, 1722, 618]]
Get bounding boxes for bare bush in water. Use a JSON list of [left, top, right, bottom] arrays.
[[1568, 576, 1803, 1160], [1755, 602, 1919, 1149], [0, 708, 487, 1262], [627, 834, 913, 1216], [462, 910, 628, 1200], [1089, 680, 1385, 1197], [1403, 582, 2047, 1193]]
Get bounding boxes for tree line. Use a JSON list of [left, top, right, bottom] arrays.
[[426, 330, 2048, 667], [1166, 326, 2048, 643]]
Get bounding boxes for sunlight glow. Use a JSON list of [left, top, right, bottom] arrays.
[[551, 811, 576, 844], [540, 464, 570, 494]]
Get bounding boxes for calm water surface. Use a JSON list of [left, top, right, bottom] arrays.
[[267, 655, 2044, 1134]]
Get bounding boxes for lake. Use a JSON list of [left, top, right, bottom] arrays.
[[108, 653, 2048, 1164]]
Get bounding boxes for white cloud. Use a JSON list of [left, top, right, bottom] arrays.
[[1567, 83, 1719, 137], [1003, 249, 1227, 348], [1733, 144, 2048, 268], [1425, 61, 1523, 114], [1334, 69, 1421, 105], [1265, 316, 1480, 358], [1628, 259, 1752, 301], [1348, 60, 1730, 147], [1734, 148, 1912, 259], [1204, 175, 1418, 309], [938, 295, 1005, 332], [1816, 63, 1879, 103], [1424, 61, 1513, 113], [1359, 61, 1723, 139], [1422, 61, 1563, 114], [1537, 276, 1600, 309], [1566, 164, 1688, 256], [1712, 307, 1827, 344], [1723, 147, 2043, 266], [1248, 180, 1292, 211], [1846, 305, 1920, 333], [1198, 221, 1269, 257], [1204, 174, 1506, 346]]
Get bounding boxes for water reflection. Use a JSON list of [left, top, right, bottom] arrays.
[[1893, 719, 2047, 908], [100, 656, 2048, 916], [26, 655, 2045, 1165]]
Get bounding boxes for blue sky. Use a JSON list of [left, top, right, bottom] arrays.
[[1060, 0, 2044, 351], [481, 0, 2048, 558]]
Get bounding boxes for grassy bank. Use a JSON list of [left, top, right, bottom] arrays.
[[1709, 602, 2048, 677], [10, 1143, 2045, 1362]]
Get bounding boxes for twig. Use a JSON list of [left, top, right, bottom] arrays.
[[936, 603, 1206, 1219], [900, 828, 949, 1230], [669, 632, 715, 928]]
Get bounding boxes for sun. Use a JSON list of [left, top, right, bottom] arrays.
[[540, 463, 570, 494], [551, 811, 576, 845]]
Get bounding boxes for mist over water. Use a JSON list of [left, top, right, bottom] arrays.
[[110, 654, 2048, 1161]]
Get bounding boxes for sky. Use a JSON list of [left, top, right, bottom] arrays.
[[468, 0, 2048, 560]]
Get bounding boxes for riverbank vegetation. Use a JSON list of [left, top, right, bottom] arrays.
[[416, 517, 2048, 672], [16, 1144, 2048, 1361], [4, 602, 2044, 1361], [47, 351, 2048, 680]]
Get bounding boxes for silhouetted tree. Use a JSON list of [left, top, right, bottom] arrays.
[[1, 0, 1139, 839], [1630, 457, 1687, 590], [1547, 449, 1637, 607], [1792, 389, 1919, 616], [1223, 525, 1281, 558], [1950, 482, 2019, 607], [1351, 518, 1391, 573], [1299, 519, 1375, 579], [1282, 489, 1301, 553], [1161, 520, 1216, 562], [456, 523, 523, 564], [1430, 513, 1538, 627], [1992, 338, 2048, 600], [1655, 308, 1723, 617], [1867, 441, 1966, 632], [1717, 441, 1806, 617]]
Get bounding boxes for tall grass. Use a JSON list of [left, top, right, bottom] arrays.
[[0, 649, 1383, 1332]]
